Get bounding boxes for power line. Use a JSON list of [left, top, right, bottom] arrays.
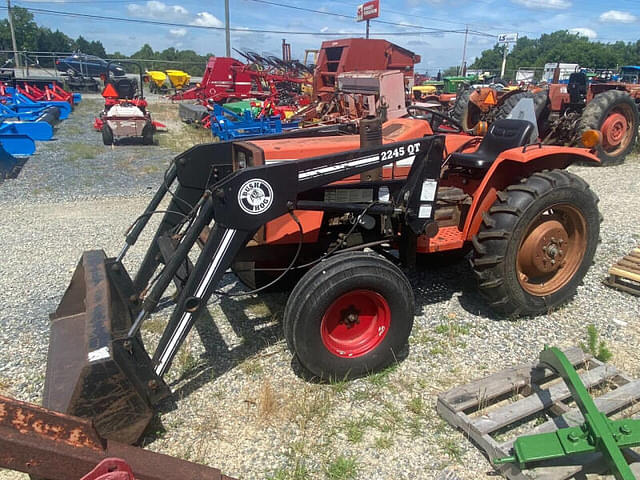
[[243, 0, 497, 37], [6, 4, 491, 37]]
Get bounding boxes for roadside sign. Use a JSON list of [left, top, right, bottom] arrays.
[[357, 0, 380, 22], [498, 32, 518, 43]]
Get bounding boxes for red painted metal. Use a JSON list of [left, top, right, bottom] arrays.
[[81, 458, 135, 480], [313, 38, 420, 100], [320, 289, 391, 357], [357, 0, 380, 21], [172, 56, 308, 103], [0, 394, 236, 480], [601, 112, 628, 148]]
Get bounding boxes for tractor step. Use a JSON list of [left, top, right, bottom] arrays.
[[437, 347, 640, 479], [605, 247, 640, 296]]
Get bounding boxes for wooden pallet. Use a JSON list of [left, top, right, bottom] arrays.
[[606, 247, 640, 296], [437, 347, 640, 480]]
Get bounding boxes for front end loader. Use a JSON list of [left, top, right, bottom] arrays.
[[44, 111, 604, 445]]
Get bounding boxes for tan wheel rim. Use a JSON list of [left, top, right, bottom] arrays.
[[517, 204, 587, 296]]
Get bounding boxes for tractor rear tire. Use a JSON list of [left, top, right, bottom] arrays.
[[283, 252, 414, 380], [493, 91, 534, 121], [450, 87, 480, 130], [101, 124, 114, 145], [471, 169, 600, 317], [142, 124, 154, 145], [578, 90, 638, 166]]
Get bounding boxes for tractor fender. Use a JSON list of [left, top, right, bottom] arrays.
[[462, 146, 599, 240]]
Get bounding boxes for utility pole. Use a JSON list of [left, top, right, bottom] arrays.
[[224, 0, 230, 57], [460, 25, 468, 77], [366, 19, 370, 39], [7, 0, 20, 69], [500, 43, 508, 78]]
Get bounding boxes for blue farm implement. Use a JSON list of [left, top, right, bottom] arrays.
[[0, 120, 54, 141], [0, 132, 36, 156], [0, 141, 20, 180], [210, 103, 299, 141]]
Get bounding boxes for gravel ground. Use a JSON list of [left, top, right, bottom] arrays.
[[0, 98, 639, 480]]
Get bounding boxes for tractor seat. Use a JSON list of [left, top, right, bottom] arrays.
[[449, 119, 535, 170], [113, 78, 137, 99]]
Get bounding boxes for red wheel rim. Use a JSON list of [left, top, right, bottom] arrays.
[[320, 289, 391, 358], [599, 104, 634, 155]]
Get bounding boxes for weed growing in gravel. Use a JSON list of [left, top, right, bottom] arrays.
[[0, 376, 11, 394], [66, 142, 103, 162], [344, 420, 365, 444], [328, 374, 350, 395], [374, 435, 393, 449], [407, 396, 425, 415], [580, 324, 613, 362], [267, 464, 310, 480], [240, 358, 264, 376], [176, 341, 199, 376], [142, 318, 166, 335], [325, 455, 358, 480], [440, 438, 463, 462], [367, 363, 398, 387], [258, 380, 280, 422]]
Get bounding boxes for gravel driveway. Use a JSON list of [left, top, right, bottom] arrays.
[[0, 98, 638, 480]]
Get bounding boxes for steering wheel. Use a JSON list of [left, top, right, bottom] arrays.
[[407, 105, 465, 134]]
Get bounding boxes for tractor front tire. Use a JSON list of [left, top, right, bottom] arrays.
[[578, 90, 639, 166], [101, 124, 114, 145], [471, 170, 600, 317], [283, 252, 414, 380], [493, 91, 534, 121]]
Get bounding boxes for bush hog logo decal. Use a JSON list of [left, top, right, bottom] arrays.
[[238, 179, 274, 215]]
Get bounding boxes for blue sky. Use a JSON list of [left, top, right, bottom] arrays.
[[8, 0, 640, 73]]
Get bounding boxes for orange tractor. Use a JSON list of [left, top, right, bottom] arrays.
[[452, 72, 640, 165], [44, 105, 603, 444]]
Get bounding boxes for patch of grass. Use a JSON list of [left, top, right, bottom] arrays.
[[290, 387, 334, 430], [343, 420, 365, 444], [440, 438, 463, 462], [374, 436, 393, 449], [267, 465, 310, 480], [66, 142, 103, 162], [367, 363, 398, 387], [158, 123, 213, 153], [240, 358, 264, 376], [435, 322, 470, 336], [328, 374, 350, 395], [176, 342, 199, 376], [141, 318, 166, 335], [325, 455, 358, 480], [406, 416, 423, 438], [580, 324, 613, 362], [407, 396, 425, 415], [410, 328, 435, 346], [376, 402, 403, 433]]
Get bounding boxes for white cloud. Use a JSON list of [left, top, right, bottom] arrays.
[[190, 12, 224, 28], [169, 28, 187, 37], [568, 27, 597, 39], [599, 10, 637, 23], [511, 0, 571, 9], [127, 1, 189, 20]]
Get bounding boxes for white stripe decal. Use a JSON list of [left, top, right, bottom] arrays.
[[155, 228, 237, 374], [298, 154, 380, 180]]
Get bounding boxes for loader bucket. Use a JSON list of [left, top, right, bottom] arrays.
[[43, 250, 170, 444]]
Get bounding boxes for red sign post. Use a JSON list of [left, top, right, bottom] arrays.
[[357, 0, 380, 39]]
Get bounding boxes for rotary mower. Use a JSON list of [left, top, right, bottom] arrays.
[[94, 61, 164, 145], [44, 101, 604, 445]]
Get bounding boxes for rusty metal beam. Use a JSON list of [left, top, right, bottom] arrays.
[[0, 395, 236, 480]]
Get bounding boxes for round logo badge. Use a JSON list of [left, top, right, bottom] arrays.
[[238, 179, 274, 215]]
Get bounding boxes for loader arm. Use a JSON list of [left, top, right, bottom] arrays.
[[137, 136, 445, 377], [45, 135, 444, 443]]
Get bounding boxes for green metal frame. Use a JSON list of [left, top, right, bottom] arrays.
[[494, 347, 640, 480]]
